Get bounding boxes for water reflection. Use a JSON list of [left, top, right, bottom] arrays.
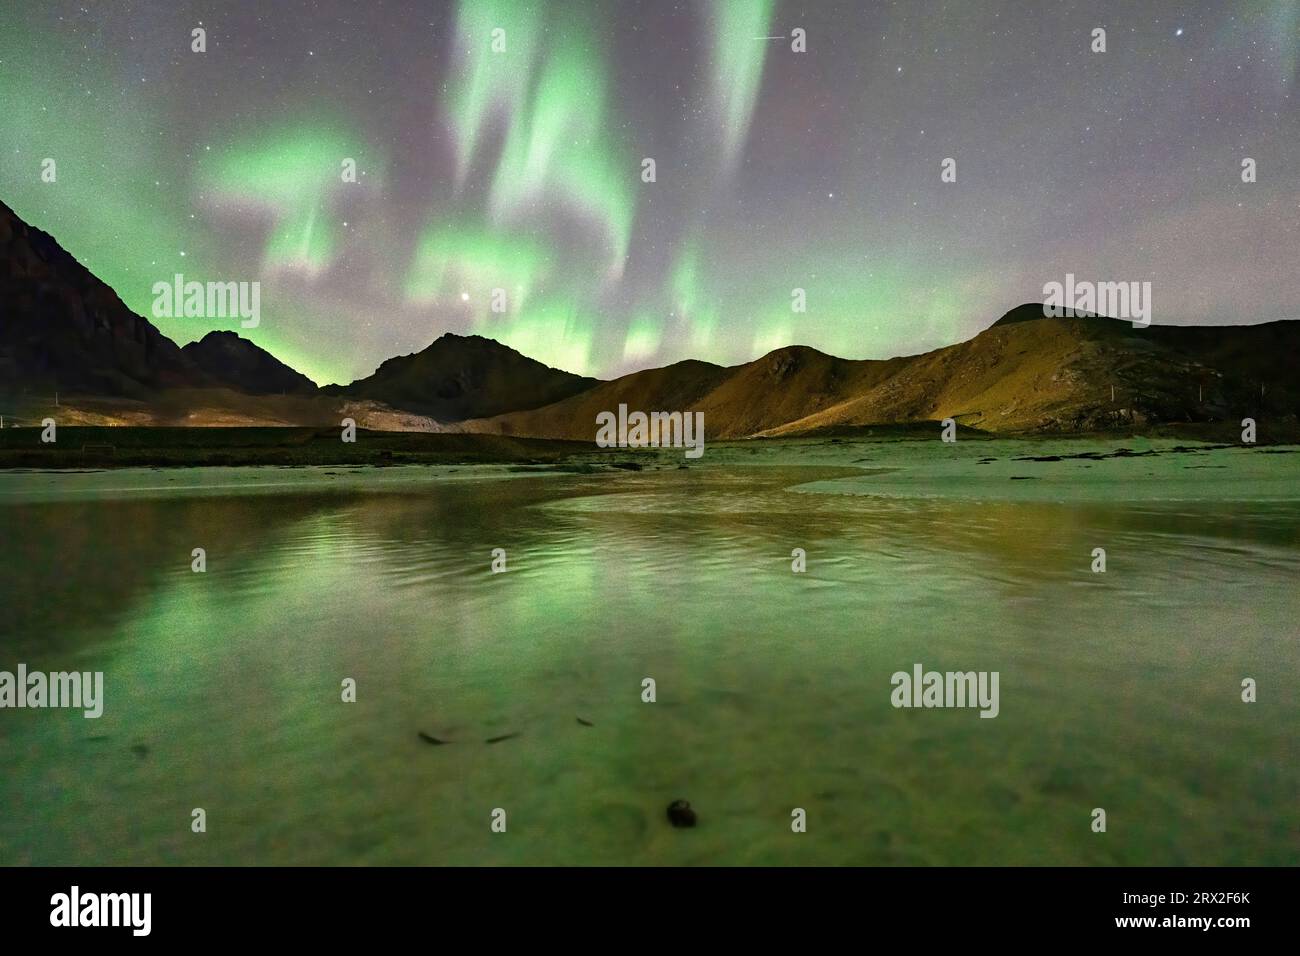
[[1, 463, 1297, 865]]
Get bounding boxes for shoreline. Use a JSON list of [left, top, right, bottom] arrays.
[[0, 422, 1296, 470]]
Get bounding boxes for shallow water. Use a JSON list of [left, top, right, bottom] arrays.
[[1, 440, 1297, 865]]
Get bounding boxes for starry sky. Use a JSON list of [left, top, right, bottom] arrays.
[[1, 0, 1296, 386]]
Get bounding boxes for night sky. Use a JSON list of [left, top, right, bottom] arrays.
[[1, 0, 1296, 386]]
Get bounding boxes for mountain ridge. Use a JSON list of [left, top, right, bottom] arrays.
[[181, 330, 318, 396], [458, 306, 1300, 438], [321, 331, 600, 421], [2, 199, 1296, 437], [0, 198, 207, 397]]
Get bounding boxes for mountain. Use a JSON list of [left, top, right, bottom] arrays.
[[0, 199, 592, 424], [0, 199, 207, 397], [323, 333, 599, 421], [3, 197, 1296, 436], [182, 331, 317, 395], [450, 358, 728, 438], [460, 306, 1300, 439]]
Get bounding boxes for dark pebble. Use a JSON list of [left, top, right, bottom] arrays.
[[667, 799, 696, 828]]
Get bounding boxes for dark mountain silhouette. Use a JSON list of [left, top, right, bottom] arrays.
[[0, 198, 206, 397], [0, 200, 593, 425], [322, 333, 599, 421], [461, 305, 1300, 438], [182, 331, 317, 395], [2, 199, 1296, 436]]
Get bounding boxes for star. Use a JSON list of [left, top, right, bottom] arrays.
[[2, 0, 1290, 386]]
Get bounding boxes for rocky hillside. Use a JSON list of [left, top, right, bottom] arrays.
[[4, 194, 1294, 436], [322, 332, 599, 421], [182, 331, 317, 395], [0, 199, 205, 397], [460, 305, 1300, 439]]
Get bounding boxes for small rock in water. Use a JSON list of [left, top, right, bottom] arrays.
[[666, 799, 696, 828]]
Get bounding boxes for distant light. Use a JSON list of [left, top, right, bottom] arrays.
[[1175, 28, 1183, 36], [460, 292, 469, 301]]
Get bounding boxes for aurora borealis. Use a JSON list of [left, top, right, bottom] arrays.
[[0, 0, 1296, 386]]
